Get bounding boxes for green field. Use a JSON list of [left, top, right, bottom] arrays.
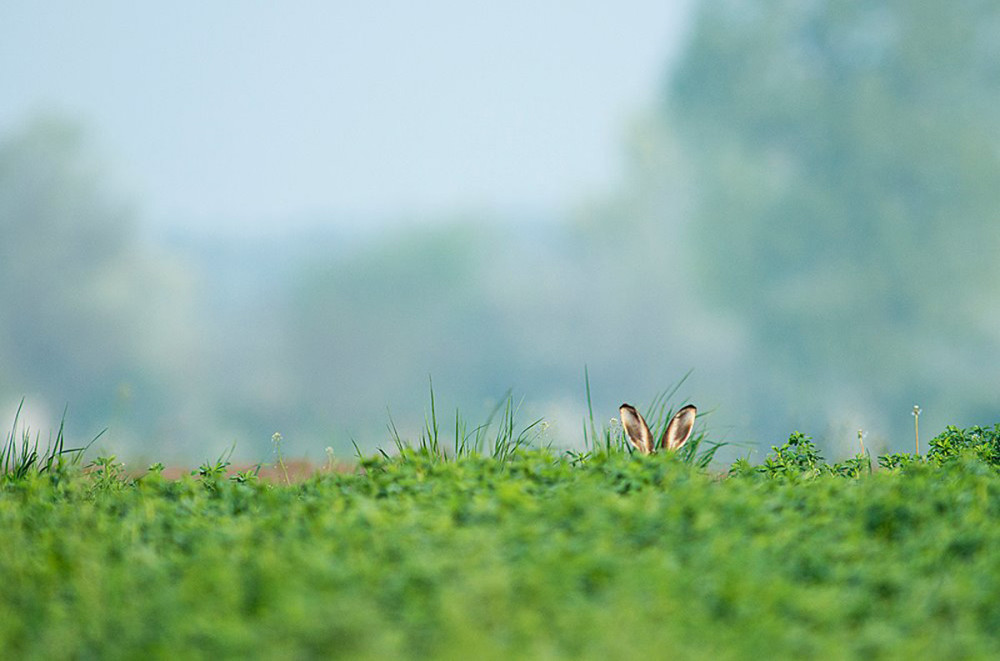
[[3, 423, 1000, 659]]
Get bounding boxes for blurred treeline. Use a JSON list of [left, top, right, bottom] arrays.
[[2, 1, 998, 462]]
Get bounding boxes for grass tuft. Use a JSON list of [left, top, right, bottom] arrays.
[[2, 399, 98, 481], [380, 380, 544, 464]]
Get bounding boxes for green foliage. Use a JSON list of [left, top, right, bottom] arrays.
[[194, 444, 238, 491], [834, 453, 872, 478], [4, 447, 1000, 658], [875, 424, 1000, 472], [735, 431, 875, 480], [734, 422, 1000, 479], [927, 424, 1000, 467], [230, 465, 262, 485], [878, 452, 923, 472], [86, 455, 129, 492], [736, 431, 831, 480]]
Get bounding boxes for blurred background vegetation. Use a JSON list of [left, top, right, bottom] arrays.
[[2, 1, 998, 463]]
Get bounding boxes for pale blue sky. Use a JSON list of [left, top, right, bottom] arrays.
[[1, 2, 692, 233]]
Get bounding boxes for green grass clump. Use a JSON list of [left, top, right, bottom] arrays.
[[927, 424, 1000, 467], [3, 441, 1000, 659], [1, 400, 93, 481]]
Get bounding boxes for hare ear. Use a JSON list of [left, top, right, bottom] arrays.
[[661, 405, 697, 451], [620, 404, 656, 455]]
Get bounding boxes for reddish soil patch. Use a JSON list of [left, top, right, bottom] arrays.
[[151, 459, 353, 483]]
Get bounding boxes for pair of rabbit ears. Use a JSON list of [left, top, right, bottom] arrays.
[[619, 403, 697, 455]]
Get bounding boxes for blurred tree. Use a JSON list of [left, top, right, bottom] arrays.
[[663, 1, 1000, 442], [0, 116, 199, 446], [284, 222, 532, 440], [0, 117, 132, 405]]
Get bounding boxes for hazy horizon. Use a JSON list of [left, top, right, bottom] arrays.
[[1, 1, 692, 235], [3, 3, 995, 464]]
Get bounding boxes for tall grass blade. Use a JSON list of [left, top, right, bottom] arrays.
[[3, 400, 94, 481]]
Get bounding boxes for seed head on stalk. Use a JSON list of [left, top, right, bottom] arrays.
[[912, 406, 922, 455]]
